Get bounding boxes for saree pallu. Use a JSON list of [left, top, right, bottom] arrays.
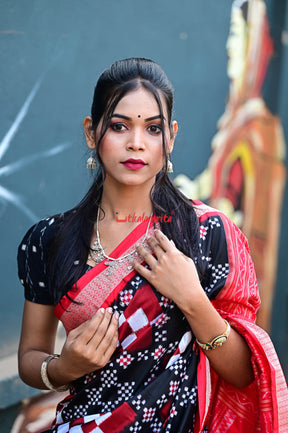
[[50, 203, 287, 433], [194, 205, 288, 432]]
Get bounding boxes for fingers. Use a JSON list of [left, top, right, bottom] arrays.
[[97, 314, 119, 362], [154, 229, 175, 251], [81, 308, 119, 369], [60, 307, 119, 378], [133, 230, 176, 277], [89, 309, 118, 368], [133, 259, 151, 280], [69, 308, 105, 343], [146, 236, 165, 259], [136, 243, 157, 268], [70, 308, 118, 347], [136, 231, 174, 264], [88, 308, 119, 350], [69, 307, 106, 342]]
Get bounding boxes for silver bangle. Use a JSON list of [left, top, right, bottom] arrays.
[[40, 354, 70, 392]]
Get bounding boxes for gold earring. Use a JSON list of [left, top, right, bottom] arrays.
[[86, 151, 97, 169]]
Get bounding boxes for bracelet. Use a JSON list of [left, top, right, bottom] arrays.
[[196, 319, 231, 351], [40, 354, 70, 392]]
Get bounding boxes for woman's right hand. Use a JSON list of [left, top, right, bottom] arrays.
[[52, 307, 119, 385], [18, 301, 119, 390]]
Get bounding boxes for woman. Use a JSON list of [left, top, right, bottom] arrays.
[[17, 58, 287, 432]]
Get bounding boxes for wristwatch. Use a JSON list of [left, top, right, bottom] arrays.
[[196, 319, 231, 351]]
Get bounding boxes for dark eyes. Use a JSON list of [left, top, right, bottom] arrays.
[[147, 124, 162, 134], [110, 123, 127, 132], [110, 122, 162, 135]]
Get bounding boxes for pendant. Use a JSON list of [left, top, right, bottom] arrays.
[[104, 260, 118, 276], [91, 239, 103, 253], [94, 251, 105, 264], [89, 250, 105, 264], [89, 239, 106, 264], [126, 252, 136, 271]]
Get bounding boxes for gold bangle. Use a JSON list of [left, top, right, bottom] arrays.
[[196, 319, 231, 351], [40, 354, 70, 392]]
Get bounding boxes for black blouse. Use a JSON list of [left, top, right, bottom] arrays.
[[17, 215, 63, 305]]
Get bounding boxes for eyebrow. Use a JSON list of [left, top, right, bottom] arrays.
[[111, 113, 166, 122]]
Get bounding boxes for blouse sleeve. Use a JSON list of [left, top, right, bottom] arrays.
[[197, 210, 231, 301], [196, 204, 260, 316], [17, 216, 60, 305]]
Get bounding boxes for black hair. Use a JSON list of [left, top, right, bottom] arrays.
[[241, 1, 248, 22], [48, 58, 202, 304]]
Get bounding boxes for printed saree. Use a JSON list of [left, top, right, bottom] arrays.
[[49, 203, 287, 433]]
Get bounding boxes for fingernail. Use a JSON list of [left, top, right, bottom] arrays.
[[99, 307, 105, 314], [107, 307, 113, 314], [114, 312, 119, 320]]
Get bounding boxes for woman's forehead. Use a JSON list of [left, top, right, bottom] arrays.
[[113, 87, 168, 118]]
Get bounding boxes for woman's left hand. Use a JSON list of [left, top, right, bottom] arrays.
[[134, 230, 256, 389], [133, 229, 204, 312]]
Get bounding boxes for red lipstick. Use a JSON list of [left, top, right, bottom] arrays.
[[121, 158, 147, 170]]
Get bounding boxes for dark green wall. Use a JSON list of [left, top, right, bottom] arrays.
[[0, 0, 286, 410]]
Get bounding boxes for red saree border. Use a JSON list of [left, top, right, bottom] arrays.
[[54, 218, 151, 318]]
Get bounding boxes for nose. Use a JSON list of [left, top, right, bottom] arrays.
[[127, 128, 145, 151]]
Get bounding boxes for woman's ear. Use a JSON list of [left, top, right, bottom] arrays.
[[168, 120, 178, 154], [83, 116, 96, 149]]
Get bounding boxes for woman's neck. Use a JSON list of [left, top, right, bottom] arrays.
[[100, 183, 153, 223]]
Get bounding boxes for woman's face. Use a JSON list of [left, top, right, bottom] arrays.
[[87, 87, 175, 191]]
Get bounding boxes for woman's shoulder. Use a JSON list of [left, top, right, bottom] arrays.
[[192, 200, 227, 221], [18, 210, 73, 253], [192, 200, 249, 253], [17, 210, 75, 305], [192, 200, 241, 234]]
